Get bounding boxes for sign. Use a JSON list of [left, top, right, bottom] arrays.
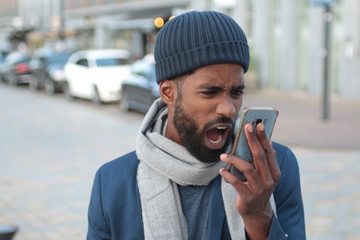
[[310, 0, 336, 6]]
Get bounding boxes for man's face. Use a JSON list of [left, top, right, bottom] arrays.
[[171, 63, 245, 163]]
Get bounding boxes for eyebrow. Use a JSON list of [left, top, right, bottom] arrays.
[[198, 84, 245, 91]]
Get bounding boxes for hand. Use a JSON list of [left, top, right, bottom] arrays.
[[219, 123, 281, 240]]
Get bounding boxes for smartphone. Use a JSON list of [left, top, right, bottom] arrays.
[[225, 107, 279, 181]]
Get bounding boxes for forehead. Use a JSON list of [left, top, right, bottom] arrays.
[[182, 63, 245, 88]]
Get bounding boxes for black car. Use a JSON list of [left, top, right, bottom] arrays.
[[1, 51, 32, 85], [120, 56, 159, 113], [0, 52, 7, 82], [29, 49, 70, 94]]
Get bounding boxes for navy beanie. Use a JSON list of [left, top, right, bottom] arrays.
[[154, 11, 250, 84]]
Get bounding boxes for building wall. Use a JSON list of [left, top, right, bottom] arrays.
[[248, 0, 360, 100], [0, 0, 19, 51], [0, 0, 18, 19], [64, 0, 190, 56], [338, 0, 360, 99]]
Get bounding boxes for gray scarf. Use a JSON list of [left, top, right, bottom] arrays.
[[136, 98, 275, 239]]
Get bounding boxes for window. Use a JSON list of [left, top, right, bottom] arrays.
[[96, 58, 129, 67], [76, 58, 89, 67]]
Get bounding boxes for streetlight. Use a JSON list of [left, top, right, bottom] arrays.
[[310, 0, 336, 121]]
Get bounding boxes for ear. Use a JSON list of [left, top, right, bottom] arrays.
[[159, 80, 177, 106]]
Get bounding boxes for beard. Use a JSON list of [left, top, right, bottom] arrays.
[[173, 98, 234, 164]]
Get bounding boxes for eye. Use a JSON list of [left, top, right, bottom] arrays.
[[199, 87, 221, 97], [201, 90, 217, 96], [230, 90, 244, 98]]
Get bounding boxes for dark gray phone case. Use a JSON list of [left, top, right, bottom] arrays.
[[225, 107, 278, 181]]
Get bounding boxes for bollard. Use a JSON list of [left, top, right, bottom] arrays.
[[0, 225, 17, 240]]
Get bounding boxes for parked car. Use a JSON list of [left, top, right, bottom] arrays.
[[120, 55, 159, 113], [64, 49, 131, 104], [1, 51, 33, 85], [29, 48, 70, 94], [0, 52, 7, 82]]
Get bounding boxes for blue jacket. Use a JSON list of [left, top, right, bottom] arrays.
[[87, 142, 306, 240]]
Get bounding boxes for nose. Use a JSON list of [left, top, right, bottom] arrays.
[[216, 94, 238, 118]]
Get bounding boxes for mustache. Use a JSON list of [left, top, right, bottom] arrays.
[[203, 117, 234, 130]]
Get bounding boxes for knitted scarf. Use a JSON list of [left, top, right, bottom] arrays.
[[136, 98, 275, 239]]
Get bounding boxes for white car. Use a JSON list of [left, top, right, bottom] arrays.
[[64, 49, 131, 103]]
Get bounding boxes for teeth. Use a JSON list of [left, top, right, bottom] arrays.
[[208, 125, 228, 144], [209, 135, 222, 144]]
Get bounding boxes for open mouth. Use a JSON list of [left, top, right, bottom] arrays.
[[205, 123, 232, 149]]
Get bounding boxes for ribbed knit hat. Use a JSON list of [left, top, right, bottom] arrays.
[[154, 11, 250, 83]]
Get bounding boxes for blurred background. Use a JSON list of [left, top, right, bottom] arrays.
[[0, 0, 359, 100], [0, 0, 359, 240]]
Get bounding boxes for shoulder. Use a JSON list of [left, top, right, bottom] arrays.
[[272, 142, 298, 171], [272, 142, 302, 201], [272, 142, 300, 182], [95, 151, 139, 190], [92, 151, 140, 209], [98, 151, 139, 175], [88, 151, 144, 239], [271, 143, 306, 238]]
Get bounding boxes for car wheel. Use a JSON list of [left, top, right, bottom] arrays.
[[8, 74, 18, 86], [92, 87, 102, 105], [119, 90, 130, 112], [29, 76, 40, 91], [44, 79, 56, 95], [0, 74, 5, 83], [63, 82, 74, 100]]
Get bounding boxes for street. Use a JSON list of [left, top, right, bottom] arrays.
[[0, 83, 359, 240]]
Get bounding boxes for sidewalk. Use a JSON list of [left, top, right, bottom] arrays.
[[243, 89, 360, 150]]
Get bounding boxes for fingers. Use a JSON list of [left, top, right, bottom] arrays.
[[267, 141, 281, 181], [253, 123, 281, 182], [244, 123, 273, 182], [220, 154, 258, 187], [220, 154, 263, 198], [220, 123, 281, 194]]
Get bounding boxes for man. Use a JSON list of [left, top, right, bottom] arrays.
[[87, 11, 306, 240]]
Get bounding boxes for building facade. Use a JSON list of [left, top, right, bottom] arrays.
[[250, 0, 360, 100]]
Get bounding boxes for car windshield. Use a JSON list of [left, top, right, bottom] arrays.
[[132, 62, 156, 81], [96, 58, 129, 67], [47, 54, 70, 65], [16, 57, 31, 64], [147, 64, 156, 81], [6, 52, 30, 64]]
